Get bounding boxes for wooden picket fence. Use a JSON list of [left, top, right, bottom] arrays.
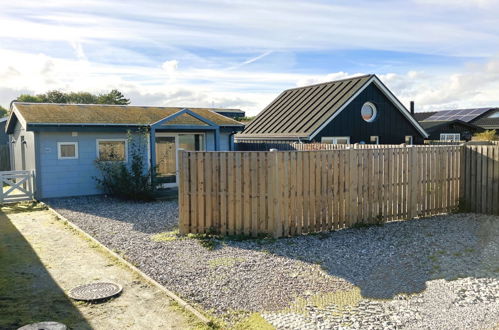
[[178, 146, 462, 237], [462, 145, 499, 215]]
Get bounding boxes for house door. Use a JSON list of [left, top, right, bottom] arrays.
[[155, 136, 177, 187]]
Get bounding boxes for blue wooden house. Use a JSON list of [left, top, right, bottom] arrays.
[[5, 102, 244, 198]]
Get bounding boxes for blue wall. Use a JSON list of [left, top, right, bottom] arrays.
[[37, 131, 147, 198], [36, 129, 230, 198]]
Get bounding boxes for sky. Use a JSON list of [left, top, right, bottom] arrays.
[[1, 0, 499, 115]]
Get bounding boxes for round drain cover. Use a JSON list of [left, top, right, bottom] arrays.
[[68, 282, 122, 301], [18, 321, 67, 330]]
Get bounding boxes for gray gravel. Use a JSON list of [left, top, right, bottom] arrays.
[[48, 196, 499, 328]]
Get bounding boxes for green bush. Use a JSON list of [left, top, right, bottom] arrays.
[[473, 129, 497, 141], [94, 132, 155, 201]]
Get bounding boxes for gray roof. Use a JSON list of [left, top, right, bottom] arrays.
[[238, 75, 373, 139], [237, 74, 427, 140], [414, 112, 437, 121]]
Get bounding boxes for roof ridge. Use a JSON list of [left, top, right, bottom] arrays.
[[283, 74, 374, 92], [12, 102, 243, 112], [432, 107, 499, 112]]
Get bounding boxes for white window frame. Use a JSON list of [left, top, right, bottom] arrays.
[[405, 135, 414, 145], [57, 142, 78, 160], [440, 133, 461, 141], [361, 101, 377, 123], [321, 136, 351, 144], [370, 136, 379, 144], [96, 139, 128, 162]]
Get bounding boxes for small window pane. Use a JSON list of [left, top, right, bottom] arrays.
[[99, 141, 126, 161], [361, 103, 377, 122], [60, 144, 76, 158], [336, 138, 349, 144]]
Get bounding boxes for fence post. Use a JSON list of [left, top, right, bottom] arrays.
[[178, 150, 189, 235], [270, 149, 282, 238], [408, 146, 418, 218]]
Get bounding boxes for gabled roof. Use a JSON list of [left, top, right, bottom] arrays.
[[237, 74, 427, 140], [8, 103, 243, 132]]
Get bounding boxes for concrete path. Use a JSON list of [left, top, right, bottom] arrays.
[[0, 207, 190, 330]]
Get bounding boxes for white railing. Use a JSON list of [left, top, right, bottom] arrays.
[[0, 170, 35, 203]]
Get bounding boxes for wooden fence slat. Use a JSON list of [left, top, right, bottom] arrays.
[[178, 145, 499, 237]]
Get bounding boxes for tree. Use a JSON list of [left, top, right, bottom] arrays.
[[67, 92, 98, 104], [0, 106, 8, 118], [14, 89, 130, 105], [97, 89, 130, 105]]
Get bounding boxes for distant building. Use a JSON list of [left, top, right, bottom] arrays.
[[236, 74, 428, 144], [209, 108, 245, 119], [415, 107, 498, 141]]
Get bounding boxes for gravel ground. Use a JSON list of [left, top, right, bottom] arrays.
[[48, 196, 499, 329]]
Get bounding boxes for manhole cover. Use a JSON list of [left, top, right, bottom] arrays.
[[68, 282, 122, 301], [18, 321, 67, 330]]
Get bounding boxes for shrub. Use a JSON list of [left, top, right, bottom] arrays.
[[473, 129, 497, 141], [94, 131, 155, 201]]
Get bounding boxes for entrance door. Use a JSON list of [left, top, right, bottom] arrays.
[[155, 136, 177, 187]]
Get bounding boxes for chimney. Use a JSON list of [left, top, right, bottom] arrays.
[[410, 101, 415, 117]]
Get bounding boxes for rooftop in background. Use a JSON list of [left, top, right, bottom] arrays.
[[9, 103, 244, 127], [413, 112, 437, 122], [421, 108, 496, 123], [208, 108, 245, 119]]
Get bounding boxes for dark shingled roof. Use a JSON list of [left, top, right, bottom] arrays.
[[471, 109, 499, 129], [12, 103, 244, 127], [237, 75, 373, 139], [414, 112, 437, 122]]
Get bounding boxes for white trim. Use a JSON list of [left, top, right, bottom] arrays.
[[440, 133, 461, 141], [57, 142, 78, 160], [96, 138, 128, 162], [321, 136, 350, 144], [308, 75, 429, 140], [361, 102, 377, 122]]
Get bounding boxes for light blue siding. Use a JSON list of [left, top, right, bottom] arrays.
[[38, 131, 147, 198], [37, 128, 234, 198]]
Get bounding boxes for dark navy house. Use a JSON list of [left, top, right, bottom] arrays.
[[236, 74, 428, 145]]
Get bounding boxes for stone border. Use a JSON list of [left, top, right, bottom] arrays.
[[41, 202, 211, 325]]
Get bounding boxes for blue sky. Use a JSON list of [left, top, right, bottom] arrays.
[[1, 0, 499, 115]]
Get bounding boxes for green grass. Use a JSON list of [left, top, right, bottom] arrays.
[[151, 230, 180, 242]]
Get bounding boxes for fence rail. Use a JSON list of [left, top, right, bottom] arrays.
[[0, 145, 10, 171], [179, 146, 462, 237]]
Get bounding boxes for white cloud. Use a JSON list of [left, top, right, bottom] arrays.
[[1, 0, 499, 116]]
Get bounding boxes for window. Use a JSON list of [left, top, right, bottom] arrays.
[[97, 139, 127, 161], [405, 135, 413, 145], [361, 102, 377, 122], [440, 133, 461, 141], [178, 134, 205, 151], [321, 136, 350, 144], [489, 112, 499, 118], [57, 142, 78, 159], [370, 136, 379, 144]]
